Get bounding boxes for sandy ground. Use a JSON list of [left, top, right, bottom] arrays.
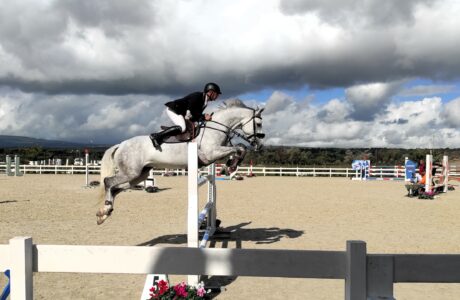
[[1, 174, 460, 300]]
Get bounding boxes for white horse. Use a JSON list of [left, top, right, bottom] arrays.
[[96, 100, 265, 224]]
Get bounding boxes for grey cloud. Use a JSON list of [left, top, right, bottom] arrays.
[[0, 0, 459, 100], [264, 91, 295, 114], [0, 89, 169, 144], [279, 0, 437, 27], [380, 118, 409, 125], [382, 129, 405, 145], [399, 84, 455, 97], [53, 0, 155, 37]]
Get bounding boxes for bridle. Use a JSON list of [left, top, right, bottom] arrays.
[[199, 109, 265, 147]]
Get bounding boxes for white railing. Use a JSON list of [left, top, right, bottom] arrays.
[[0, 164, 459, 178], [2, 237, 460, 299]]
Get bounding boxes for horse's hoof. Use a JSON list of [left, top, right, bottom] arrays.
[[97, 214, 108, 225], [96, 208, 110, 225]]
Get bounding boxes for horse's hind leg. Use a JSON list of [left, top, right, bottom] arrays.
[[96, 172, 132, 225], [129, 167, 152, 188]]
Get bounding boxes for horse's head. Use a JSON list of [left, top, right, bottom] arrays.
[[210, 99, 265, 150], [239, 107, 265, 150]]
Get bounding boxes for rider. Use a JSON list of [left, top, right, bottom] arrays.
[[150, 82, 222, 149]]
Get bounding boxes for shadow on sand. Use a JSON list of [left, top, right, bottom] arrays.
[[0, 200, 29, 204], [137, 222, 304, 298]]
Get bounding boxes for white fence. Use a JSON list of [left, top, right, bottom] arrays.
[[2, 237, 460, 299], [1, 164, 459, 178]]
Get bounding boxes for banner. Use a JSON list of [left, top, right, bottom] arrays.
[[405, 159, 417, 180]]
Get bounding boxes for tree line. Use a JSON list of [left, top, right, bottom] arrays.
[[1, 146, 459, 167]]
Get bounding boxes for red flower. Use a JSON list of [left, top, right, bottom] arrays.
[[157, 280, 169, 295], [173, 282, 188, 298]]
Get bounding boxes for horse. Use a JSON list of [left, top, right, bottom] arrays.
[[96, 99, 265, 224]]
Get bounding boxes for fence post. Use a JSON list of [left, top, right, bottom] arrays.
[[10, 237, 33, 300], [345, 240, 366, 300]]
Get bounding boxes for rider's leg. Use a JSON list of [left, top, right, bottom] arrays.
[[166, 108, 187, 133], [150, 109, 186, 149]]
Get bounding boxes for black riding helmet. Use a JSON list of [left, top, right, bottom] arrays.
[[204, 82, 222, 94]]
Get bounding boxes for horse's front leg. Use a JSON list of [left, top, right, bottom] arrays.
[[225, 144, 247, 174], [199, 145, 247, 167]]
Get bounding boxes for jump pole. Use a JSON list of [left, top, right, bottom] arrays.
[[187, 142, 217, 285]]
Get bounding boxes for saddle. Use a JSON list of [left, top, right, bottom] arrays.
[[161, 120, 201, 143]]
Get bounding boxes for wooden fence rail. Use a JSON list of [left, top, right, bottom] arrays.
[[2, 237, 460, 299]]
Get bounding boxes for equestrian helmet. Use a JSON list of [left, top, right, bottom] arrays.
[[204, 82, 222, 94]]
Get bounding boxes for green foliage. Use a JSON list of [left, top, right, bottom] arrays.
[[243, 147, 460, 167], [1, 146, 459, 167]]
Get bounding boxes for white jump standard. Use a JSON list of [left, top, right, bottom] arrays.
[[4, 155, 22, 177], [141, 142, 226, 298], [188, 142, 224, 284], [425, 154, 449, 193]]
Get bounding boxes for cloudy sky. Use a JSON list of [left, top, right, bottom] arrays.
[[1, 0, 459, 148]]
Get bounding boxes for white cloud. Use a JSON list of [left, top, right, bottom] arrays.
[[260, 90, 460, 148], [345, 81, 403, 120], [442, 97, 460, 127]]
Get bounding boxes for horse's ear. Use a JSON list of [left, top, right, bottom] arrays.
[[256, 107, 265, 116]]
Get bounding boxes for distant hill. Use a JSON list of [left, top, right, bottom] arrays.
[[0, 135, 106, 149]]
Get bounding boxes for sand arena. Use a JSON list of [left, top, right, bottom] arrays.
[[1, 174, 459, 299]]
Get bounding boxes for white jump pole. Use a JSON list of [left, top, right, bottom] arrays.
[[426, 154, 433, 193], [85, 151, 89, 187], [188, 143, 199, 250], [5, 155, 12, 176], [442, 155, 449, 193], [187, 142, 217, 285], [14, 155, 22, 176]]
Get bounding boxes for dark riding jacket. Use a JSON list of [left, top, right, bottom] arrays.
[[165, 92, 206, 122]]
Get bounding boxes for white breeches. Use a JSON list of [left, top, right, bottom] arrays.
[[166, 108, 186, 132]]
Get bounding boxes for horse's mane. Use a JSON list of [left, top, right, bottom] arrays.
[[218, 99, 251, 110]]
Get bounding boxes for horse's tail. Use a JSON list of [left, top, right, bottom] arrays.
[[98, 145, 119, 204]]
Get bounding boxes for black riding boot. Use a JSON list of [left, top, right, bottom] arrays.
[[150, 126, 182, 150]]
